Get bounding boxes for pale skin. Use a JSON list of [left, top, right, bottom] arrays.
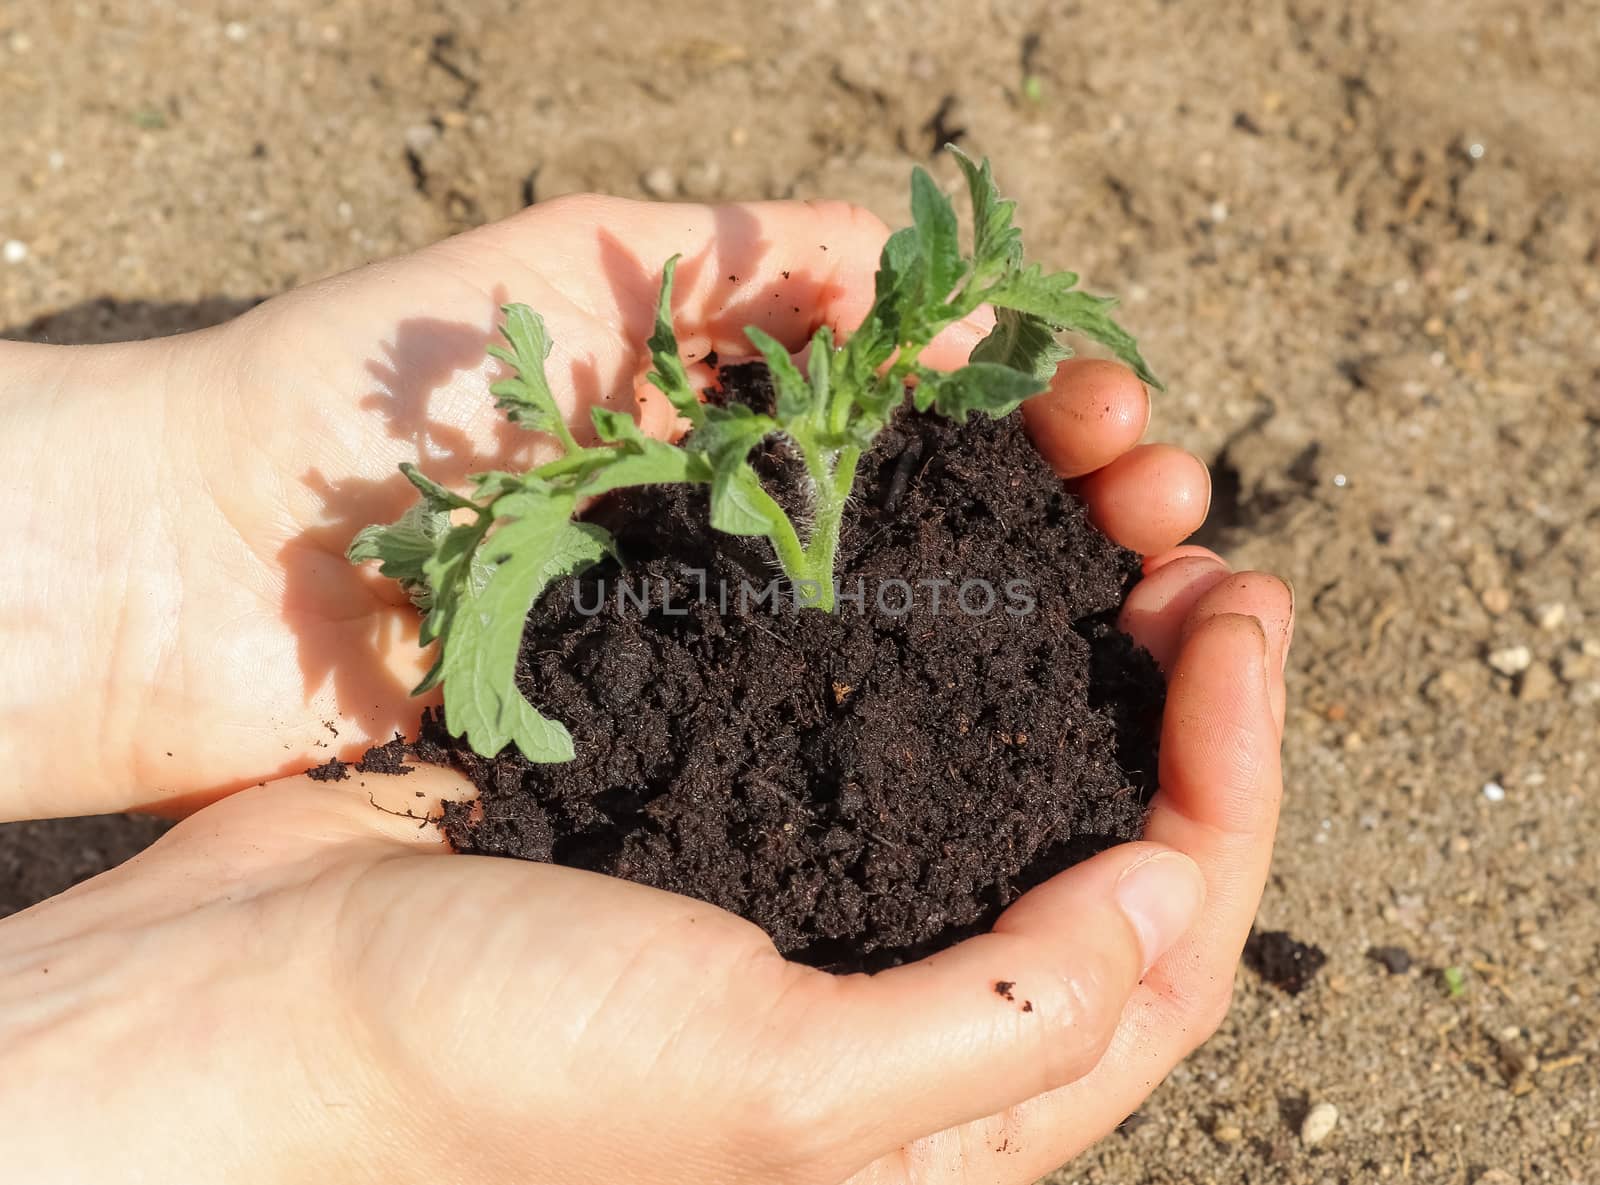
[[0, 196, 1292, 1184]]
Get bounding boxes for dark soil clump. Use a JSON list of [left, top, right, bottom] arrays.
[[409, 363, 1163, 971], [1244, 928, 1329, 994]]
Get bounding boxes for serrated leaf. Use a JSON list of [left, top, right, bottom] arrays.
[[486, 304, 578, 450], [982, 265, 1162, 389], [710, 462, 794, 538], [434, 489, 610, 762], [584, 406, 706, 494], [347, 499, 450, 608], [948, 146, 1022, 288], [970, 306, 1070, 384], [645, 255, 705, 427], [400, 462, 478, 512], [909, 165, 967, 307], [912, 362, 1047, 420], [743, 327, 813, 421]]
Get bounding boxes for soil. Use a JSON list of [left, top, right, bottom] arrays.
[[4, 1, 1598, 1178], [422, 362, 1163, 971], [1243, 928, 1330, 996]]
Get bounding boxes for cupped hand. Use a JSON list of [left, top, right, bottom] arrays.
[[0, 195, 1223, 820], [0, 569, 1286, 1184], [0, 187, 1292, 1178]]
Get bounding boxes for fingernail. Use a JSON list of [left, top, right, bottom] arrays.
[[1115, 852, 1206, 974], [1281, 580, 1296, 673]]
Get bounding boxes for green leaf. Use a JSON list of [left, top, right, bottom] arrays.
[[912, 362, 1047, 420], [807, 324, 835, 430], [909, 166, 966, 307], [346, 499, 450, 609], [400, 462, 478, 512], [645, 255, 704, 427], [486, 304, 580, 453], [709, 462, 791, 538], [434, 488, 611, 762], [687, 406, 780, 536], [584, 407, 706, 494], [743, 327, 812, 421], [948, 146, 1022, 288], [983, 266, 1162, 389], [970, 306, 1070, 384]]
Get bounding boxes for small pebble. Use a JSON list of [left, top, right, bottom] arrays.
[[1367, 945, 1413, 975], [1557, 651, 1592, 683], [2, 239, 27, 264], [1517, 663, 1556, 702], [1483, 780, 1506, 802], [403, 124, 438, 154], [680, 159, 723, 200], [1301, 1101, 1339, 1147], [1477, 1172, 1518, 1185], [1480, 586, 1512, 615], [1536, 603, 1567, 631], [1487, 644, 1532, 676], [224, 20, 249, 42], [1214, 1123, 1243, 1144], [641, 166, 677, 198]]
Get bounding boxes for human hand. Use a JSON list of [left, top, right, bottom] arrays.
[[0, 195, 1229, 820], [0, 190, 1292, 1180], [0, 558, 1284, 1184]]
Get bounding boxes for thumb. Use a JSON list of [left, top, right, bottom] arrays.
[[793, 841, 1205, 1159]]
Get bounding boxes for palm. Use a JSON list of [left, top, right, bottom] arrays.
[[104, 200, 877, 808]]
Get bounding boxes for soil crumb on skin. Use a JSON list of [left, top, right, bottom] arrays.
[[1243, 928, 1329, 995], [406, 364, 1163, 972], [306, 757, 351, 782], [355, 735, 415, 775]]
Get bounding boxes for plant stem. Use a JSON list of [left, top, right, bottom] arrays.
[[791, 445, 860, 611]]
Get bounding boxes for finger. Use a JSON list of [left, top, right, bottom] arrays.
[[1073, 444, 1210, 555], [1139, 608, 1286, 1000], [802, 842, 1204, 1159], [917, 305, 996, 371], [1117, 554, 1233, 668], [1178, 572, 1294, 730], [1022, 359, 1150, 479], [1143, 543, 1225, 575]]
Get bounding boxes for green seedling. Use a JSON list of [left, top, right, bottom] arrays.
[[349, 147, 1159, 762]]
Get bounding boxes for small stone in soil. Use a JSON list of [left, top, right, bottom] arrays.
[[1517, 662, 1557, 702], [1300, 1101, 1339, 1147], [1487, 644, 1532, 675], [1243, 929, 1328, 994], [1366, 945, 1413, 975]]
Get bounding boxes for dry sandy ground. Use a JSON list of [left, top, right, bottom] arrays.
[[3, 1, 1598, 1180]]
